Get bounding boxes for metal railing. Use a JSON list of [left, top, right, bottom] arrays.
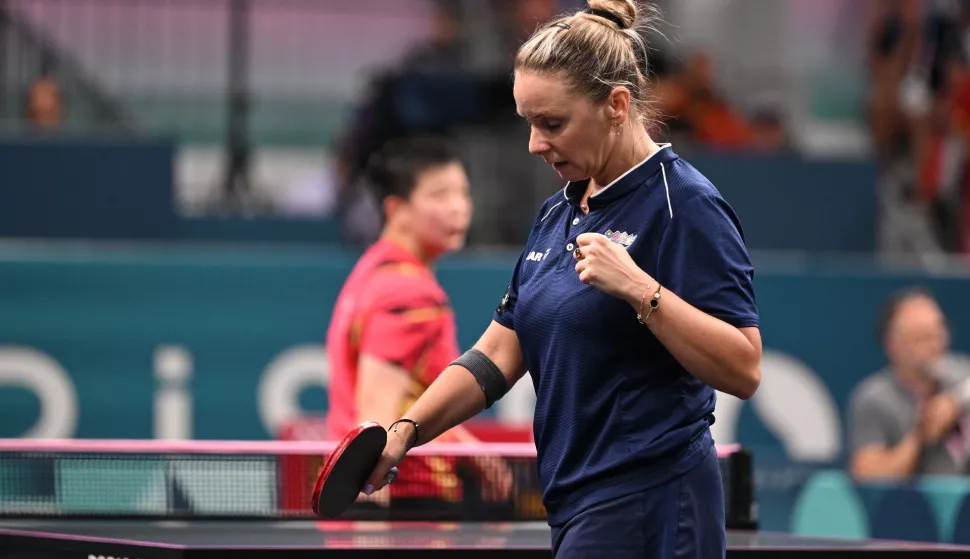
[[0, 0, 136, 136], [0, 0, 446, 146]]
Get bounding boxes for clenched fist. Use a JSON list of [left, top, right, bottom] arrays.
[[573, 233, 654, 304]]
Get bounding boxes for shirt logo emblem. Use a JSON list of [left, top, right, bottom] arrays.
[[605, 229, 637, 248], [526, 248, 551, 262], [497, 285, 511, 314]]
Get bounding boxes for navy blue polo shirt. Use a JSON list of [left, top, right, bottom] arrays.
[[492, 145, 759, 526]]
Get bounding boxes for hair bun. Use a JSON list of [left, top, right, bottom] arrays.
[[586, 0, 637, 29]]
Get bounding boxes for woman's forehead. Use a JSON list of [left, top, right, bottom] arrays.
[[514, 72, 572, 116]]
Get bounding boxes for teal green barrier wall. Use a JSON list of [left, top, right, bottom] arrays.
[[0, 246, 521, 440], [1, 246, 969, 537], [0, 247, 968, 443]]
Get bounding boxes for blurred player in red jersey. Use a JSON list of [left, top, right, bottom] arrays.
[[326, 137, 510, 519]]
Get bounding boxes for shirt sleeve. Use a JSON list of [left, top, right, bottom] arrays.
[[358, 282, 450, 380], [492, 251, 525, 331], [656, 191, 759, 329], [492, 199, 551, 331], [848, 383, 892, 451]]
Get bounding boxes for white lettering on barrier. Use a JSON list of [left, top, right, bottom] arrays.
[[154, 345, 193, 440], [254, 345, 847, 460], [0, 341, 882, 458], [258, 345, 329, 437], [495, 352, 845, 461], [711, 349, 842, 462], [0, 346, 78, 438]]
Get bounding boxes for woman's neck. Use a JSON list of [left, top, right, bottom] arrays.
[[380, 227, 432, 265], [588, 127, 660, 196]]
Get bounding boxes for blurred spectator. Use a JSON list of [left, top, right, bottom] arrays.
[[334, 0, 559, 248], [652, 51, 789, 153], [677, 52, 755, 149], [335, 1, 466, 185], [848, 287, 970, 480], [748, 97, 791, 153], [458, 0, 560, 247], [865, 0, 921, 163], [868, 0, 970, 256], [333, 1, 468, 246], [916, 42, 970, 254], [26, 55, 62, 130], [650, 49, 692, 143], [336, 1, 804, 247]]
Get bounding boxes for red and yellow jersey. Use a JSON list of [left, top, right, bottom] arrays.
[[326, 238, 462, 501]]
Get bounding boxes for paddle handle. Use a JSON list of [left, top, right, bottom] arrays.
[[384, 466, 398, 485]]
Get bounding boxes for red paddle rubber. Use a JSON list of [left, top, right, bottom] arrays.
[[311, 422, 398, 518]]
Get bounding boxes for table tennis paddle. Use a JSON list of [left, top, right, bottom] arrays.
[[311, 421, 398, 518]]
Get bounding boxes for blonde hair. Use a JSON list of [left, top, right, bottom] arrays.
[[515, 0, 662, 130]]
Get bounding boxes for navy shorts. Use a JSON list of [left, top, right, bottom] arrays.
[[550, 445, 726, 558]]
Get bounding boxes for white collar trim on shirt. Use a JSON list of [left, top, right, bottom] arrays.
[[561, 143, 672, 202]]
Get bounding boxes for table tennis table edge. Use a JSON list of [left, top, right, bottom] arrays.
[[4, 524, 970, 558]]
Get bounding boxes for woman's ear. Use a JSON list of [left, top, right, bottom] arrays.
[[383, 195, 405, 222], [607, 86, 632, 125]]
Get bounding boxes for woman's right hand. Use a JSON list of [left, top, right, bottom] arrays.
[[363, 423, 414, 495]]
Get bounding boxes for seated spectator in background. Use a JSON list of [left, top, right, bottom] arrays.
[[653, 51, 791, 153], [27, 56, 62, 131], [649, 49, 692, 145], [334, 0, 557, 248], [748, 97, 790, 154], [865, 0, 921, 164], [848, 287, 970, 480], [658, 52, 755, 150], [866, 0, 970, 255], [333, 1, 468, 247], [917, 48, 970, 254]]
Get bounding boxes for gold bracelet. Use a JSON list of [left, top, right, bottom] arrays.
[[637, 284, 662, 325]]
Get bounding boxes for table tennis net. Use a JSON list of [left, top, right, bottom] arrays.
[[0, 440, 755, 528]]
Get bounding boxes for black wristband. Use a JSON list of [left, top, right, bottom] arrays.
[[450, 348, 509, 409], [388, 419, 420, 450]]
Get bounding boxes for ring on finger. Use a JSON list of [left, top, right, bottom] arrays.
[[573, 247, 584, 261]]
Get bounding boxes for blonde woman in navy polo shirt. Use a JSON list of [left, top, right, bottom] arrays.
[[366, 1, 762, 557]]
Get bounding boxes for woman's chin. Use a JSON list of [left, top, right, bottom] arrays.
[[553, 163, 585, 182], [428, 235, 467, 257]]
